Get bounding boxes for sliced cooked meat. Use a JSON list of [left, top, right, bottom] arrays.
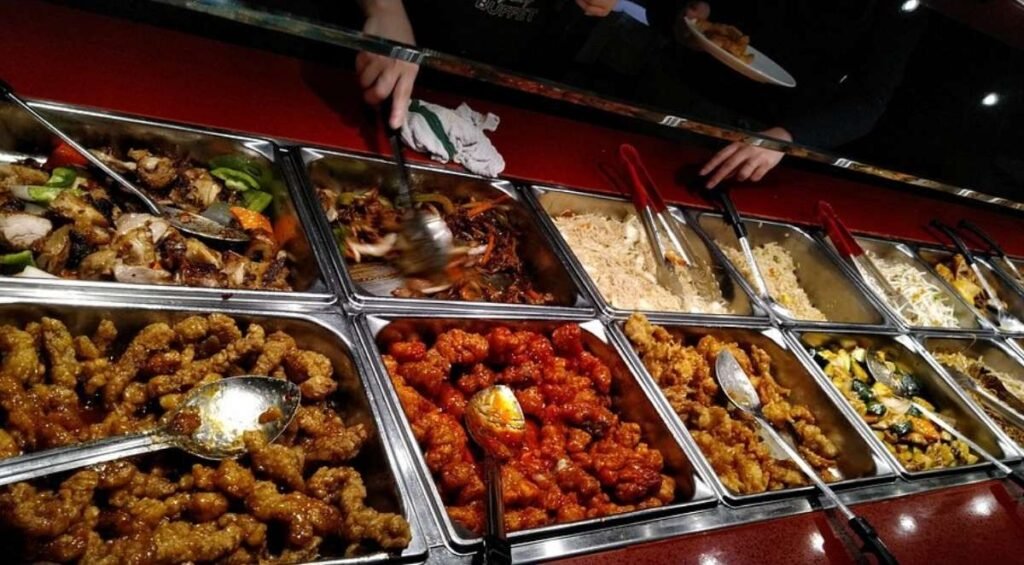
[[184, 237, 223, 269], [88, 149, 137, 173], [115, 213, 170, 244], [221, 251, 250, 287], [79, 248, 117, 280], [111, 226, 158, 266], [50, 191, 110, 229], [35, 225, 72, 274], [0, 163, 49, 187], [179, 168, 222, 209], [128, 148, 177, 190], [245, 230, 279, 262], [0, 213, 52, 250], [113, 263, 172, 284]]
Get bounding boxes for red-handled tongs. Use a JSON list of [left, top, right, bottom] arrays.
[[617, 144, 704, 270], [817, 201, 918, 320]]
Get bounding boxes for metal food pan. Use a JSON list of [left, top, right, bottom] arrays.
[[296, 147, 592, 315], [691, 212, 891, 328], [916, 247, 1024, 336], [919, 334, 1024, 452], [789, 329, 1018, 480], [0, 300, 428, 564], [0, 100, 334, 305], [358, 314, 717, 550], [524, 185, 764, 322], [609, 319, 894, 505], [816, 234, 989, 332]]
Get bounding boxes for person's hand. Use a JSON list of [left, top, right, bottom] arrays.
[[575, 0, 617, 17], [356, 2, 419, 129], [700, 127, 792, 188], [673, 1, 711, 48]]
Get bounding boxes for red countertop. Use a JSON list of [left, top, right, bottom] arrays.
[[3, 3, 1024, 564]]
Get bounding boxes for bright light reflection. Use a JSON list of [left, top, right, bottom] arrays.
[[982, 92, 1000, 106], [809, 531, 825, 554], [699, 554, 723, 565], [970, 496, 995, 517], [901, 0, 920, 11], [898, 515, 917, 534]]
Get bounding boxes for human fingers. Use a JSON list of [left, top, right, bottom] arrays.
[[700, 143, 742, 176], [358, 55, 389, 89], [705, 147, 754, 188], [735, 158, 760, 182], [365, 61, 402, 106], [389, 64, 419, 128], [685, 1, 710, 20]]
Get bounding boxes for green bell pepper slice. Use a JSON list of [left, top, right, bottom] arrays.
[[242, 190, 273, 213], [211, 168, 260, 192], [0, 250, 35, 269], [45, 167, 77, 188]]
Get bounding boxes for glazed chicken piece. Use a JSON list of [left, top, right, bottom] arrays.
[[177, 168, 222, 210], [48, 191, 111, 246], [128, 148, 177, 190], [0, 213, 52, 250], [0, 162, 49, 187]]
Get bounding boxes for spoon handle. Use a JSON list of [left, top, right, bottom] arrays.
[[0, 430, 168, 487]]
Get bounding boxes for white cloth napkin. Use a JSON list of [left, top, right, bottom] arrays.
[[400, 99, 505, 178]]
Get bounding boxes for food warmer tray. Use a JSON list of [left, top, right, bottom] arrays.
[[0, 100, 337, 308], [688, 211, 895, 330], [916, 246, 1024, 337], [814, 233, 993, 333], [288, 147, 594, 317], [607, 317, 898, 505], [787, 328, 1021, 481], [354, 313, 719, 552], [917, 333, 1024, 450], [986, 254, 1024, 297], [0, 294, 429, 565], [522, 184, 767, 324]]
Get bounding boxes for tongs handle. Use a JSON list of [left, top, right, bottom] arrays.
[[619, 144, 666, 212], [849, 516, 900, 565], [380, 99, 414, 211], [617, 145, 652, 213], [958, 219, 1007, 257], [817, 201, 864, 259], [931, 220, 978, 265], [714, 188, 748, 239]]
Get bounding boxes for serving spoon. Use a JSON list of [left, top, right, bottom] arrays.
[[0, 77, 249, 243], [0, 376, 300, 487], [865, 351, 1024, 487], [715, 350, 897, 564], [465, 385, 525, 565]]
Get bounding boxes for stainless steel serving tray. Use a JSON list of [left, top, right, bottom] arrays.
[[816, 234, 990, 332], [294, 147, 592, 315], [523, 185, 764, 323], [0, 297, 428, 565], [356, 314, 717, 551], [916, 247, 1024, 336], [789, 329, 1019, 480], [691, 212, 892, 329], [0, 100, 335, 306], [919, 334, 1024, 450], [609, 318, 895, 505], [988, 255, 1024, 295]]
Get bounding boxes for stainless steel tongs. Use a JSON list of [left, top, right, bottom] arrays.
[[610, 144, 705, 296]]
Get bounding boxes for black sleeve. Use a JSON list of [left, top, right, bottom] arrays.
[[778, 4, 927, 148]]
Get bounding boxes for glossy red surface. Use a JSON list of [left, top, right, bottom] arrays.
[[1, 2, 1022, 255], [2, 3, 1024, 562]]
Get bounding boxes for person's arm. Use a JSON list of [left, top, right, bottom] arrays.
[[355, 0, 419, 128]]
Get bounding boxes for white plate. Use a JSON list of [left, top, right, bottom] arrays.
[[685, 18, 796, 88]]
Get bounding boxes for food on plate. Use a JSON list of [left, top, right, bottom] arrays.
[[0, 314, 410, 562], [0, 144, 292, 289], [722, 242, 827, 321], [381, 322, 675, 534], [553, 212, 729, 313], [863, 251, 959, 328], [934, 352, 1024, 446], [625, 314, 840, 494], [317, 186, 554, 304], [695, 19, 753, 64], [934, 254, 986, 309], [811, 344, 977, 471]]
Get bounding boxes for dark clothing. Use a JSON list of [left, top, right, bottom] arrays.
[[643, 1, 927, 147], [404, 0, 598, 78]]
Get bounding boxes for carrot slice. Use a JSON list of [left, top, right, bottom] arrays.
[[230, 206, 273, 235]]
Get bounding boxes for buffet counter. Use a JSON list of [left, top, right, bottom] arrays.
[[2, 2, 1024, 564]]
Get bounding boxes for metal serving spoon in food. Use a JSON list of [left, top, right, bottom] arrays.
[[865, 351, 1024, 487], [465, 385, 525, 565], [0, 77, 249, 243], [0, 376, 300, 487], [714, 350, 897, 564], [382, 103, 453, 275]]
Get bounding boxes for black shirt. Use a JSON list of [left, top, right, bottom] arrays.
[[645, 0, 927, 147]]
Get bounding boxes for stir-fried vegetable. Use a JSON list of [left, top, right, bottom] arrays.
[[45, 167, 77, 188], [47, 141, 89, 168], [0, 250, 34, 269], [208, 154, 272, 188], [230, 206, 273, 234], [241, 190, 273, 213], [413, 192, 456, 215], [8, 185, 77, 205], [211, 168, 260, 192]]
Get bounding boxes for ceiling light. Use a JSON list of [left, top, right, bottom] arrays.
[[901, 0, 920, 12], [982, 92, 1000, 106]]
